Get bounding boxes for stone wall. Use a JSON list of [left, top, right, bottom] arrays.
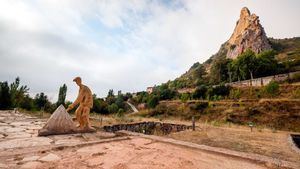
[[103, 122, 192, 135], [226, 71, 300, 87]]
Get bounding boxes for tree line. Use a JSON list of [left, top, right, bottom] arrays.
[[0, 78, 131, 114]]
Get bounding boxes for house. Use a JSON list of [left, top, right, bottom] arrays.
[[146, 87, 154, 94]]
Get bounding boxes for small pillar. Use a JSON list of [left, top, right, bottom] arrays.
[[192, 116, 195, 131]]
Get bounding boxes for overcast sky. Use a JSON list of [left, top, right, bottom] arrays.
[[0, 0, 299, 101]]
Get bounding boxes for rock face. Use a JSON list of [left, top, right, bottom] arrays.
[[226, 7, 271, 59], [38, 105, 77, 136]]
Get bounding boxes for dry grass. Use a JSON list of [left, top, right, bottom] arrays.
[[167, 124, 300, 164]]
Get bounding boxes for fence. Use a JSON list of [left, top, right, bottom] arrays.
[[226, 71, 300, 87]]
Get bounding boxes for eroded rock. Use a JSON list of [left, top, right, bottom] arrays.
[[0, 137, 53, 150], [226, 7, 271, 59], [39, 153, 61, 162], [22, 156, 40, 162], [21, 161, 42, 169]]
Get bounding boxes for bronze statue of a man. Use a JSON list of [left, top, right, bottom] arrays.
[[66, 77, 94, 130]]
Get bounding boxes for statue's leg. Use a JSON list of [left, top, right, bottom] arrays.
[[82, 106, 91, 129], [75, 106, 83, 128]]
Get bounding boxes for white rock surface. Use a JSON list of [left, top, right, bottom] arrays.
[[21, 161, 42, 169], [0, 163, 8, 168], [39, 153, 61, 162], [5, 127, 25, 133], [6, 132, 32, 139], [22, 156, 40, 162], [0, 137, 53, 150]]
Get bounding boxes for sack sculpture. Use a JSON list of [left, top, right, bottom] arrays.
[[38, 105, 77, 136]]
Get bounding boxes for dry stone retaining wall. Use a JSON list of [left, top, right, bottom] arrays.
[[103, 122, 192, 135], [226, 71, 300, 87]]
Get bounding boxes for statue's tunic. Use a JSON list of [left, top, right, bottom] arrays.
[[72, 85, 93, 108]]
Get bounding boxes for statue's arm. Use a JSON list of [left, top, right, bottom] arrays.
[[67, 90, 83, 111]]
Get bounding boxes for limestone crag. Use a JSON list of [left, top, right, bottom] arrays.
[[227, 7, 271, 59]]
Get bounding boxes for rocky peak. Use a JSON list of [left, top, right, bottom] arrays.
[[227, 7, 271, 59]]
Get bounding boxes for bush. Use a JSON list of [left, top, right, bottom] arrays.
[[180, 93, 190, 102], [264, 81, 279, 97], [107, 103, 119, 113], [92, 98, 109, 114], [189, 102, 209, 111], [192, 85, 207, 99], [207, 85, 231, 99], [291, 88, 300, 99], [147, 95, 159, 108], [229, 89, 241, 99], [116, 108, 125, 117], [149, 104, 167, 117]]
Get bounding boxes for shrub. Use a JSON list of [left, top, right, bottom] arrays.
[[180, 93, 190, 102], [149, 104, 167, 117], [290, 73, 300, 83], [291, 88, 300, 99], [264, 81, 279, 97], [207, 85, 231, 99], [116, 108, 125, 117], [147, 95, 159, 108], [192, 85, 208, 99], [189, 102, 209, 111], [229, 88, 241, 99], [107, 103, 119, 113]]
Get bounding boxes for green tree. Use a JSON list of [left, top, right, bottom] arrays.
[[107, 103, 119, 113], [92, 94, 109, 114], [147, 95, 159, 108], [231, 50, 257, 83], [192, 85, 208, 99], [9, 77, 29, 107], [0, 82, 12, 109], [115, 90, 125, 109], [106, 89, 116, 104], [210, 58, 231, 84], [34, 92, 49, 110], [255, 50, 278, 77], [19, 94, 34, 110], [154, 84, 176, 100], [57, 84, 67, 106]]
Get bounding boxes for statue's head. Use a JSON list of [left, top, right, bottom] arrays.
[[73, 77, 82, 86]]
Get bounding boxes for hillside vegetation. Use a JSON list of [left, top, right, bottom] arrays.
[[172, 37, 300, 89]]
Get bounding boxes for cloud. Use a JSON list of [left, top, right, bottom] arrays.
[[0, 0, 299, 102]]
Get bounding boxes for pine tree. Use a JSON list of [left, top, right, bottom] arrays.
[[57, 84, 67, 106]]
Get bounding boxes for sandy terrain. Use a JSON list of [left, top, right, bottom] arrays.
[[1, 137, 269, 169]]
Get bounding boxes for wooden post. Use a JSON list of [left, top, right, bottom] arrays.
[[40, 107, 44, 118], [249, 122, 253, 132], [192, 116, 195, 131], [99, 115, 103, 127]]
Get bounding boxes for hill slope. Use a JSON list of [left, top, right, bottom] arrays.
[[169, 7, 300, 89]]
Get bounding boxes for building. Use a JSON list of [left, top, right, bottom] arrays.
[[146, 87, 154, 94]]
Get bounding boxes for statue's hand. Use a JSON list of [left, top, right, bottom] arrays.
[[66, 105, 73, 112]]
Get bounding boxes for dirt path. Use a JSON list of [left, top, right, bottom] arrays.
[[9, 137, 270, 169]]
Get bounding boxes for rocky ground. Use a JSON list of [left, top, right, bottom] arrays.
[[0, 110, 298, 169]]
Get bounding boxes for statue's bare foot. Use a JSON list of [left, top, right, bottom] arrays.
[[85, 126, 96, 132]]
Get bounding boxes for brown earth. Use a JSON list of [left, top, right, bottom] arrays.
[[167, 125, 300, 164]]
